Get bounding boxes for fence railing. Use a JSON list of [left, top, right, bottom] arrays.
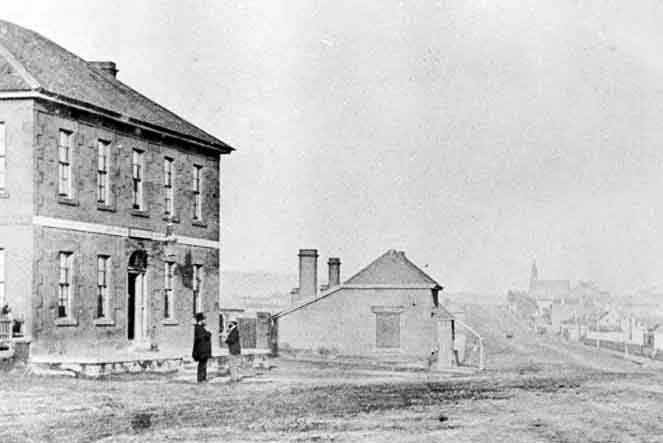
[[0, 317, 11, 341], [454, 319, 485, 370]]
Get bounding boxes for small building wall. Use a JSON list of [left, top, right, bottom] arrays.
[[278, 287, 438, 360], [0, 99, 35, 335], [654, 331, 663, 350]]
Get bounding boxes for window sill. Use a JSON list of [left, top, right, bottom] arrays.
[[55, 317, 78, 327], [130, 209, 150, 218], [0, 190, 9, 199], [192, 220, 207, 228], [97, 204, 116, 212], [94, 317, 115, 327], [57, 196, 79, 206], [163, 215, 180, 223], [161, 318, 179, 326]]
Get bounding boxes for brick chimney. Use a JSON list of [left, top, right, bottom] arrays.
[[328, 257, 341, 288], [297, 249, 318, 301], [89, 61, 118, 78]]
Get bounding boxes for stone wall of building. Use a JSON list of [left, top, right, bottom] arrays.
[[25, 100, 222, 358], [278, 287, 438, 359], [32, 226, 219, 357], [33, 102, 220, 241], [0, 99, 35, 332]]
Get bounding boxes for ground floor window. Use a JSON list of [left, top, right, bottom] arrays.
[[58, 252, 73, 318], [192, 264, 202, 315], [164, 262, 175, 319], [96, 255, 110, 318]]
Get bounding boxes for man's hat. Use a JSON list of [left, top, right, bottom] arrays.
[[195, 312, 205, 322]]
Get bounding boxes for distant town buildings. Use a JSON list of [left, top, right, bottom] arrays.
[[507, 260, 663, 356]]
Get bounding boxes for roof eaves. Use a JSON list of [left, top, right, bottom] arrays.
[[273, 286, 345, 319], [30, 90, 235, 153]]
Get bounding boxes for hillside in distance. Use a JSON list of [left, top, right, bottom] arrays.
[[222, 270, 296, 312]]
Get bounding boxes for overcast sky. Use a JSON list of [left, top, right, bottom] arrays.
[[5, 0, 663, 295]]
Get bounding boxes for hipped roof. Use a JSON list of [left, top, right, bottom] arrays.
[[0, 19, 233, 152]]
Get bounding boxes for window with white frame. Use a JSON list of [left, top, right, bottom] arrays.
[[0, 122, 6, 191], [163, 157, 174, 216], [96, 255, 110, 318], [97, 140, 110, 204], [58, 252, 73, 318], [192, 165, 202, 221], [58, 130, 73, 197], [0, 248, 5, 307], [132, 149, 143, 210], [164, 262, 175, 319], [192, 264, 202, 315]]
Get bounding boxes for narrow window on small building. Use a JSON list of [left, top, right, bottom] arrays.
[[58, 130, 73, 197], [376, 312, 400, 349], [192, 264, 203, 315], [58, 252, 73, 318], [96, 255, 110, 318], [163, 157, 174, 216], [164, 261, 175, 319], [0, 122, 6, 191], [192, 165, 202, 221], [0, 248, 5, 307], [132, 149, 143, 210], [97, 140, 110, 204]]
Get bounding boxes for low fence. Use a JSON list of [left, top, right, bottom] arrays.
[[0, 317, 11, 341], [581, 338, 663, 362]]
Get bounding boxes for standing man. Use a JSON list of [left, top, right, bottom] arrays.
[[192, 312, 211, 383], [225, 320, 241, 381]]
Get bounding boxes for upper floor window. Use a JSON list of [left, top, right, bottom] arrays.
[[97, 140, 110, 204], [132, 149, 144, 210], [0, 122, 6, 191], [58, 252, 73, 318], [0, 248, 5, 307], [58, 130, 73, 197], [96, 255, 110, 318], [192, 264, 202, 315], [164, 262, 175, 319], [192, 165, 202, 221], [163, 157, 174, 216]]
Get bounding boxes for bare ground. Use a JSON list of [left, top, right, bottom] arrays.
[[1, 304, 662, 443]]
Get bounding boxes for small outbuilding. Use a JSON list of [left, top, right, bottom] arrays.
[[275, 249, 457, 368]]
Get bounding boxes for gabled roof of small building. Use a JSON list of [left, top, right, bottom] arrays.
[[344, 249, 441, 288], [275, 250, 444, 318], [0, 19, 232, 152]]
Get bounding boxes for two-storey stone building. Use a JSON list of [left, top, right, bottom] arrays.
[[0, 20, 233, 358]]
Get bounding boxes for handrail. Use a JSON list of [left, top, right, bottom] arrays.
[[454, 318, 485, 371]]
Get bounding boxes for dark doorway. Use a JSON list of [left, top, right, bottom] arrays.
[[128, 273, 136, 340]]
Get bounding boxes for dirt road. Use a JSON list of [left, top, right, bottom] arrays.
[[2, 306, 661, 442]]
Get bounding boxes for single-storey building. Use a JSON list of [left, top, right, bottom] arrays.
[[275, 249, 457, 368]]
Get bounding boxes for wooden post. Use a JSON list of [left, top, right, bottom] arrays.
[[478, 338, 485, 371]]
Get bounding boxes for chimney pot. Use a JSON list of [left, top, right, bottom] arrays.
[[328, 257, 341, 288], [297, 249, 318, 301], [89, 61, 118, 78]]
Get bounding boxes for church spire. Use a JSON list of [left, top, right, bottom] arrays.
[[529, 260, 538, 291]]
